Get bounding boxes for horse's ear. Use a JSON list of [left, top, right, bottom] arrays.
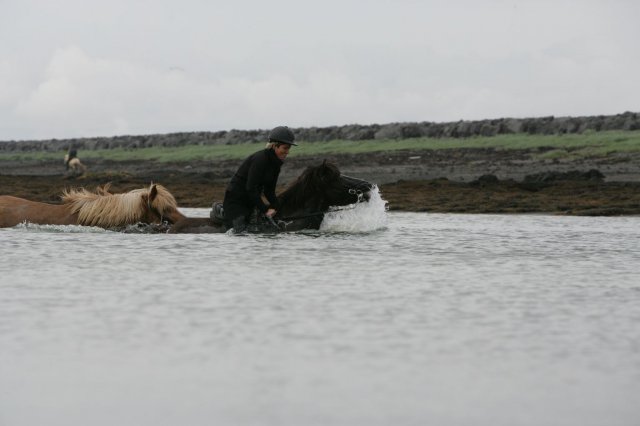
[[149, 184, 158, 202], [97, 182, 112, 195], [320, 159, 330, 175]]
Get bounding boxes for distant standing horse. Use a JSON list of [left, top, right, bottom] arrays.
[[64, 153, 87, 177], [0, 183, 186, 229], [169, 161, 373, 233]]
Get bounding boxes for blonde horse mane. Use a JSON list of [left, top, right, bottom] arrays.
[[61, 183, 178, 227]]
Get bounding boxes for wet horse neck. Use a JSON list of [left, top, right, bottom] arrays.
[[0, 196, 78, 227]]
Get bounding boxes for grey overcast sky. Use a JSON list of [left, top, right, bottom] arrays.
[[1, 0, 638, 141]]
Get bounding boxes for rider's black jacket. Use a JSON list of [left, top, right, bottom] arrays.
[[224, 148, 282, 215]]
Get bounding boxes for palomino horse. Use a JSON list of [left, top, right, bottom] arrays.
[[169, 161, 373, 233], [64, 154, 87, 177], [0, 183, 186, 229]]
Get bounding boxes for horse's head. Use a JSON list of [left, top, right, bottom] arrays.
[[142, 184, 187, 225], [322, 167, 373, 208], [279, 161, 373, 214], [337, 173, 374, 203]]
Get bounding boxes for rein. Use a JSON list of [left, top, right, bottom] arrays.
[[275, 211, 325, 221]]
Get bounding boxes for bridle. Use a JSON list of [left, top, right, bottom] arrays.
[[342, 174, 370, 197]]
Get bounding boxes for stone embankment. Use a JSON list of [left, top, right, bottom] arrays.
[[1, 112, 639, 152]]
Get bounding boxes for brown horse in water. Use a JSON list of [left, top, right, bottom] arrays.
[[0, 183, 185, 229]]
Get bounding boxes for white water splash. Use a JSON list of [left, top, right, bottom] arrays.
[[320, 185, 388, 233], [12, 222, 108, 233]]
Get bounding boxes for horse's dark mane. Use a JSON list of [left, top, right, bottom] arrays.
[[278, 162, 341, 209]]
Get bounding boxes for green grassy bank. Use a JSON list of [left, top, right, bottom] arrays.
[[2, 130, 640, 163]]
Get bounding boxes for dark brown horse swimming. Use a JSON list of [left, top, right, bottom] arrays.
[[169, 161, 373, 234], [0, 183, 186, 229]]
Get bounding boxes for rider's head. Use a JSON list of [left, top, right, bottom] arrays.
[[266, 126, 297, 161], [268, 126, 297, 146]]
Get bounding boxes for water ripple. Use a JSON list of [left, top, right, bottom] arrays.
[[1, 213, 639, 425]]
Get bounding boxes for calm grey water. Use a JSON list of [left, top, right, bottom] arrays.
[[1, 198, 639, 426]]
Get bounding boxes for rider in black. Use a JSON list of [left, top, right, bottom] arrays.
[[223, 126, 297, 232]]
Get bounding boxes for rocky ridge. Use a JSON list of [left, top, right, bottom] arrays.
[[1, 112, 639, 153]]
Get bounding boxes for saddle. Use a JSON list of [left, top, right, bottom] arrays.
[[209, 201, 284, 232]]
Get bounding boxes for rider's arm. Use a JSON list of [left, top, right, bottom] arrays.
[[245, 158, 269, 213]]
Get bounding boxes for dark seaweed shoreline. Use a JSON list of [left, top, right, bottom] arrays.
[[2, 149, 640, 216]]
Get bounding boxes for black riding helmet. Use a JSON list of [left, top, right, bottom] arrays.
[[269, 126, 297, 146]]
